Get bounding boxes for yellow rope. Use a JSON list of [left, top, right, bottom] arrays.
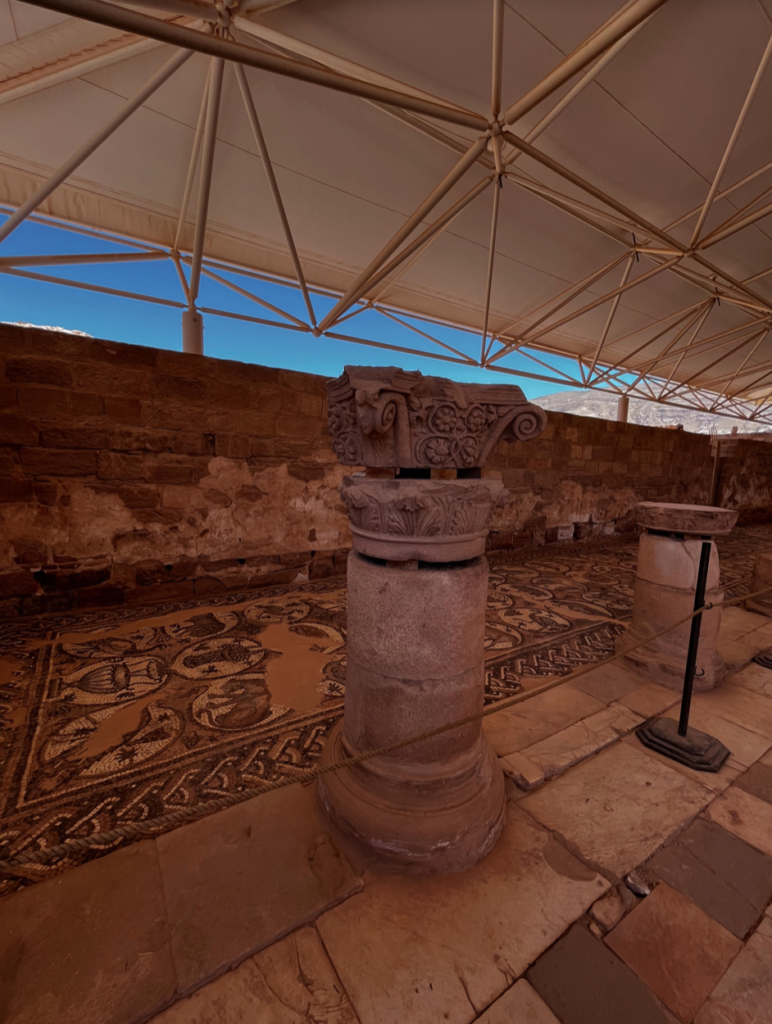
[[2, 581, 770, 875]]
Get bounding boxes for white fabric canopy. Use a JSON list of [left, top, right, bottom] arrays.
[[1, 0, 772, 415]]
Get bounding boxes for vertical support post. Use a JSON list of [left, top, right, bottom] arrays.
[[181, 307, 204, 355], [189, 56, 224, 306], [617, 394, 629, 422], [710, 437, 721, 505], [678, 540, 713, 736]]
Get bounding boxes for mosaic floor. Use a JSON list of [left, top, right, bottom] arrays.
[[1, 525, 770, 896]]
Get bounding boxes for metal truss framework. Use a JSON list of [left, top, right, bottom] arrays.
[[3, 0, 772, 423]]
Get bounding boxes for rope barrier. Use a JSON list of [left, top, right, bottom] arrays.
[[2, 579, 771, 876]]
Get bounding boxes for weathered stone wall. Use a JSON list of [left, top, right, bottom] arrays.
[[0, 325, 349, 617], [486, 414, 715, 549], [715, 436, 772, 523], [0, 324, 769, 616]]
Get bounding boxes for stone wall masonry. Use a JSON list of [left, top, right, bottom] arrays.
[[0, 325, 350, 617], [714, 436, 772, 524], [486, 414, 715, 549], [0, 323, 769, 616]]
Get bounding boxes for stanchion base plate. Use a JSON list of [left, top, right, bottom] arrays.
[[636, 717, 730, 772]]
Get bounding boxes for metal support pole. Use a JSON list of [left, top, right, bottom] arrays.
[[0, 47, 193, 245], [678, 540, 713, 735], [189, 57, 224, 306], [317, 135, 489, 332], [23, 0, 488, 130], [182, 307, 204, 354], [617, 394, 630, 422], [710, 442, 721, 505], [480, 178, 501, 363], [234, 63, 317, 326]]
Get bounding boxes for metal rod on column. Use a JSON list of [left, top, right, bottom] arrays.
[[0, 47, 193, 245], [678, 539, 713, 736], [188, 56, 224, 306], [174, 61, 211, 253], [480, 178, 501, 363], [233, 62, 317, 327]]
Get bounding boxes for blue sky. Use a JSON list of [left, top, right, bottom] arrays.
[[0, 215, 577, 400]]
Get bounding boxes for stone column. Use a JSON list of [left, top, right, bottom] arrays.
[[318, 366, 547, 872], [616, 502, 738, 691]]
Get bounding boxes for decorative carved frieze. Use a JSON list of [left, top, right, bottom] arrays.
[[327, 365, 547, 468], [340, 475, 508, 561], [634, 502, 738, 537]]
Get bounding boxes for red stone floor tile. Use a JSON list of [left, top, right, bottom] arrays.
[[527, 921, 672, 1024], [605, 882, 742, 1022]]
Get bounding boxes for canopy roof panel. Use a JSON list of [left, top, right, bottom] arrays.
[[2, 0, 772, 420]]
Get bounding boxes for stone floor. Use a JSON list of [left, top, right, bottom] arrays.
[[0, 527, 766, 896], [2, 527, 772, 1022]]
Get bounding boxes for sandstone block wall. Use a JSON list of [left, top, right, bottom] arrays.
[[714, 436, 772, 523], [0, 324, 769, 616], [0, 325, 349, 617], [487, 414, 714, 549]]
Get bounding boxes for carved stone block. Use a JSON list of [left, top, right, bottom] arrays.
[[326, 365, 547, 468], [634, 502, 738, 537], [339, 475, 508, 561]]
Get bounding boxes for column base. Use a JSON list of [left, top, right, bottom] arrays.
[[615, 626, 725, 692], [317, 722, 506, 874]]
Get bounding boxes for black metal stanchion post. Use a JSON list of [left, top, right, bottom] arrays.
[[678, 539, 712, 736], [637, 537, 730, 772]]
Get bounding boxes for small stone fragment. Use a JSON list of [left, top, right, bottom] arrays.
[[588, 921, 604, 940], [499, 752, 545, 791], [589, 889, 625, 931], [625, 871, 651, 896]]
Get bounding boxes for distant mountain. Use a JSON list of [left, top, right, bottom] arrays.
[[535, 390, 768, 436], [2, 321, 92, 337]]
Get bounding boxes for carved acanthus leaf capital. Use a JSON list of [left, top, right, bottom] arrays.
[[327, 365, 547, 469], [340, 475, 508, 561]]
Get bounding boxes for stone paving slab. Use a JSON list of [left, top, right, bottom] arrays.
[[707, 786, 772, 858], [157, 783, 362, 993], [0, 841, 175, 1024], [605, 883, 742, 1022], [521, 742, 712, 877], [648, 845, 760, 939], [694, 930, 772, 1024], [619, 682, 681, 719], [719, 607, 771, 640], [498, 751, 544, 790], [527, 922, 673, 1024], [571, 663, 639, 704], [661, 705, 772, 768], [647, 818, 772, 939], [734, 760, 772, 804], [150, 926, 359, 1024], [717, 636, 771, 674], [729, 662, 772, 700], [623, 730, 743, 796], [482, 685, 605, 757], [475, 979, 560, 1023], [516, 702, 643, 781], [315, 805, 608, 1024], [694, 685, 772, 739]]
